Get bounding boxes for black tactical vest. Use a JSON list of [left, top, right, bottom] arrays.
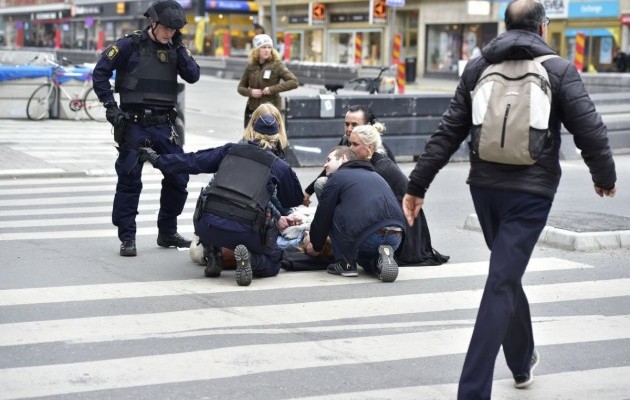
[[204, 144, 277, 228], [116, 33, 178, 106]]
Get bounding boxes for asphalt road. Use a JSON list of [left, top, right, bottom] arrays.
[[0, 76, 628, 399]]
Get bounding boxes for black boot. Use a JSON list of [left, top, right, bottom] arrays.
[[234, 244, 252, 286], [120, 240, 137, 257], [204, 246, 223, 278], [157, 232, 192, 248]]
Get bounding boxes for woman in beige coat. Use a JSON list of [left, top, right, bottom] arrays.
[[237, 34, 298, 127]]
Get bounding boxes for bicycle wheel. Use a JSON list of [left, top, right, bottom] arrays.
[[26, 84, 55, 120], [83, 87, 106, 122]]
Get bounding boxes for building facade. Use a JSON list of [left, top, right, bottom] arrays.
[[1, 0, 629, 77]]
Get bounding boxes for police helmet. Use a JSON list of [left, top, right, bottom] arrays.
[[144, 0, 186, 30]]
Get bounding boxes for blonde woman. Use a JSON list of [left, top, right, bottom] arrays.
[[348, 124, 449, 266], [237, 34, 298, 127], [242, 103, 288, 158]]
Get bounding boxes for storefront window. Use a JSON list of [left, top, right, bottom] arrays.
[[327, 29, 382, 65], [426, 23, 497, 75], [283, 32, 302, 61], [565, 28, 621, 72], [305, 30, 323, 62], [426, 24, 461, 74]]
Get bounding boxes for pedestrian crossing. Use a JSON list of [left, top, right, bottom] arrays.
[[1, 151, 629, 399], [0, 257, 629, 399], [0, 173, 202, 241], [0, 119, 228, 179]]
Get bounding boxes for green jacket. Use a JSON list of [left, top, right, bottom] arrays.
[[237, 59, 299, 111]]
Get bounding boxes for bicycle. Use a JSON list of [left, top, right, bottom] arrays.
[[324, 65, 398, 95], [26, 57, 106, 122]]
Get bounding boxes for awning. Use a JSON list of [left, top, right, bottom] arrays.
[[0, 3, 71, 15], [0, 65, 93, 83], [565, 28, 616, 37]]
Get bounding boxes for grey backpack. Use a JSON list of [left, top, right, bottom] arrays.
[[469, 55, 558, 165]]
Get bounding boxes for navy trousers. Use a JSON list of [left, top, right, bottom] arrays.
[[112, 123, 189, 241], [195, 214, 283, 278], [458, 186, 552, 400]]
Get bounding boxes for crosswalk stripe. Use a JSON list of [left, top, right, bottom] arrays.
[[0, 175, 139, 187], [0, 212, 195, 228], [0, 258, 589, 306], [0, 225, 195, 241], [0, 315, 627, 399], [0, 193, 155, 207], [1, 276, 626, 347], [0, 203, 197, 217], [297, 366, 630, 400]]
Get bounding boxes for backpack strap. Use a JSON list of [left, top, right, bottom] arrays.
[[534, 54, 560, 63]]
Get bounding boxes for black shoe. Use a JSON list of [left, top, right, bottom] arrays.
[[376, 245, 399, 282], [120, 240, 137, 257], [514, 349, 539, 389], [157, 232, 192, 248], [327, 259, 358, 277], [204, 246, 223, 278], [234, 245, 252, 286]]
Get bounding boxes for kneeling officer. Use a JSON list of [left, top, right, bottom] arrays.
[[92, 0, 200, 257], [139, 110, 304, 286]]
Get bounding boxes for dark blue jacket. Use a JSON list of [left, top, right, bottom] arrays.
[[309, 160, 405, 262], [92, 27, 200, 106], [155, 142, 303, 230], [408, 29, 616, 200]]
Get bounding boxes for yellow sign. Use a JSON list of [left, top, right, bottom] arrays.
[[195, 19, 206, 55]]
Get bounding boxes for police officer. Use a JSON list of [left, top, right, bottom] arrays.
[[138, 104, 304, 286], [92, 0, 200, 257]]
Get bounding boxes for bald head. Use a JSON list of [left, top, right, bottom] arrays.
[[505, 0, 547, 33]]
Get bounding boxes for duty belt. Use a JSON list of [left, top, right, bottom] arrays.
[[204, 198, 266, 229], [127, 109, 176, 126]]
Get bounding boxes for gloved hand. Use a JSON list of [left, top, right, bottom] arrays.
[[105, 106, 128, 129], [138, 147, 160, 165], [172, 30, 184, 49]]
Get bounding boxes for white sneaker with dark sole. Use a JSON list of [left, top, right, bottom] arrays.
[[514, 349, 539, 389], [234, 245, 252, 287]]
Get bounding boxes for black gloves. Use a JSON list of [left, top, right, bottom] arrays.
[[138, 147, 160, 165], [105, 104, 129, 145], [105, 105, 129, 129], [172, 30, 184, 49]]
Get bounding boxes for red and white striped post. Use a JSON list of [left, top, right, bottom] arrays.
[[392, 33, 405, 94], [574, 32, 585, 72], [354, 33, 363, 65]]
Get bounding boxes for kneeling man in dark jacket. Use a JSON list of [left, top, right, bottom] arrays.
[[306, 146, 406, 282]]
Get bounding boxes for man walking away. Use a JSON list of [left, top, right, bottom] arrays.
[[402, 0, 617, 398]]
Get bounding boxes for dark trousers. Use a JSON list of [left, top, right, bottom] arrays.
[[112, 123, 189, 241], [195, 215, 283, 278], [458, 186, 552, 400]]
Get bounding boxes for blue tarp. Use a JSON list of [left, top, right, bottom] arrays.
[[0, 65, 94, 83]]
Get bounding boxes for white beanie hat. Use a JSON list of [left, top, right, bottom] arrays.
[[253, 34, 273, 49]]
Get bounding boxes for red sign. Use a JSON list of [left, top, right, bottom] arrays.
[[621, 15, 630, 25], [312, 3, 326, 21]]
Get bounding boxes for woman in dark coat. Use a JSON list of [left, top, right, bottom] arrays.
[[348, 123, 449, 266]]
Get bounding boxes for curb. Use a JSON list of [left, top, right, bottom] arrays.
[[464, 213, 630, 251]]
